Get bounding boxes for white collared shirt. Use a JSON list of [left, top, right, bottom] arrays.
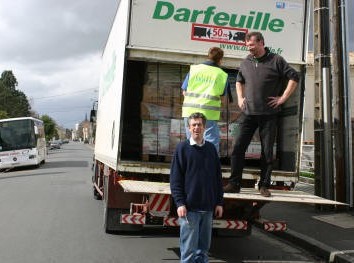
[[189, 137, 205, 147]]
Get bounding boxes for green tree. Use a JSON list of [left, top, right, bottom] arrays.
[[41, 115, 58, 141], [65, 129, 72, 139], [1, 70, 18, 89], [0, 110, 9, 119], [0, 70, 31, 117]]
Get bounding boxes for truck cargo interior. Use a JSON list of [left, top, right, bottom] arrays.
[[120, 60, 301, 173]]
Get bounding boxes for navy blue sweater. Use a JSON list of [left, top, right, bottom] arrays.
[[170, 140, 223, 212]]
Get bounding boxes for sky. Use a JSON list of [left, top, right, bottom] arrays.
[[0, 0, 119, 129], [0, 0, 353, 129]]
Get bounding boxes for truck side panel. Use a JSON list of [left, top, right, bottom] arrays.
[[94, 0, 130, 169], [129, 0, 308, 64]]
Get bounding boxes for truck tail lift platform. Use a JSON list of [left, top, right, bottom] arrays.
[[114, 180, 346, 233]]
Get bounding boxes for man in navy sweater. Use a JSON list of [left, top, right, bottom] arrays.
[[170, 112, 223, 263]]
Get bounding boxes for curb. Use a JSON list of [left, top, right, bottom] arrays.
[[334, 252, 354, 263], [255, 224, 354, 263], [299, 176, 314, 184]]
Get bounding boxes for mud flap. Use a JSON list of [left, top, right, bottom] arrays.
[[103, 175, 142, 233]]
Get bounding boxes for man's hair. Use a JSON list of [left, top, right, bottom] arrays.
[[188, 112, 207, 126], [208, 47, 224, 64], [245, 31, 265, 44]]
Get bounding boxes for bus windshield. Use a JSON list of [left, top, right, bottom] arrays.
[[0, 119, 36, 151]]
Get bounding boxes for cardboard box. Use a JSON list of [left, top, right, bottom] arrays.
[[141, 102, 172, 120], [141, 120, 171, 155]]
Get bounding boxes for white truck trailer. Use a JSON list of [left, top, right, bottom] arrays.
[[92, 0, 343, 233]]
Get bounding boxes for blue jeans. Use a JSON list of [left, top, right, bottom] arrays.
[[230, 113, 278, 188], [178, 211, 213, 263], [184, 118, 220, 153]]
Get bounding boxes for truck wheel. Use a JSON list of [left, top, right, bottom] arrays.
[[92, 163, 102, 200], [93, 186, 102, 200]]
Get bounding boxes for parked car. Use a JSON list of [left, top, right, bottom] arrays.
[[49, 140, 61, 149]]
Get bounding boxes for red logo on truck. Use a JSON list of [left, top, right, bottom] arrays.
[[191, 23, 248, 45]]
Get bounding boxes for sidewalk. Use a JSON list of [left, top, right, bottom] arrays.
[[258, 181, 354, 263]]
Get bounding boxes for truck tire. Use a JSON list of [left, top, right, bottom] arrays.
[[92, 164, 102, 200], [93, 186, 102, 200], [102, 175, 142, 233]]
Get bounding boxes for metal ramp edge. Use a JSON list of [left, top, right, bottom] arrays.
[[118, 180, 347, 206]]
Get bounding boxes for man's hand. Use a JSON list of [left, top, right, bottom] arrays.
[[238, 97, 246, 110], [236, 82, 245, 110], [177, 205, 187, 217], [214, 205, 223, 218], [267, 96, 285, 108], [268, 79, 298, 108]]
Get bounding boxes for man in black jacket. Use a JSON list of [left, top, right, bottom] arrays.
[[224, 32, 299, 197]]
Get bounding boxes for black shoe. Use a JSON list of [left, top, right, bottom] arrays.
[[223, 183, 240, 193], [259, 186, 271, 197]]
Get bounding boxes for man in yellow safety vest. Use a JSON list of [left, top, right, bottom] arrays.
[[181, 47, 229, 153]]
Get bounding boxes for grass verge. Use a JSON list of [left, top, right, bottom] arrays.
[[300, 171, 314, 179]]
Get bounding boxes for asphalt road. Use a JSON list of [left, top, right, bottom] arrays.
[[0, 142, 322, 263]]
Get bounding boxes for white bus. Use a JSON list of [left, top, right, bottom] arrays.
[[0, 117, 46, 170]]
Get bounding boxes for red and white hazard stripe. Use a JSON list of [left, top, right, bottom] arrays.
[[264, 221, 287, 231], [120, 214, 146, 225], [163, 217, 248, 230], [149, 194, 170, 217], [163, 217, 179, 227], [213, 219, 248, 230]]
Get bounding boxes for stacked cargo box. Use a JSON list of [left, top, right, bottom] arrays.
[[138, 62, 273, 162], [140, 63, 188, 160]]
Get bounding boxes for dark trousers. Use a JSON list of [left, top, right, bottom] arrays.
[[230, 114, 278, 188]]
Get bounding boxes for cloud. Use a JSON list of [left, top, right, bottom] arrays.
[[0, 0, 115, 62], [22, 54, 101, 127], [0, 0, 118, 128]]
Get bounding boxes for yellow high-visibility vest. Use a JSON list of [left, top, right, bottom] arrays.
[[182, 64, 227, 120]]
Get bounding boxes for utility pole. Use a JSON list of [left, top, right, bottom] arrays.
[[313, 0, 334, 200], [331, 0, 352, 207], [331, 0, 352, 206]]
